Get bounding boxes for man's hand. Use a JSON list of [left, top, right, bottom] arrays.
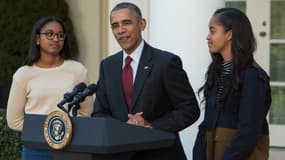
[[127, 112, 152, 128]]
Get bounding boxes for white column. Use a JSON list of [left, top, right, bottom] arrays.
[[66, 0, 101, 82], [149, 1, 224, 159]]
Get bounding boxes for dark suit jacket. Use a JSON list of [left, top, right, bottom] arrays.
[[193, 65, 271, 160], [93, 42, 200, 160]]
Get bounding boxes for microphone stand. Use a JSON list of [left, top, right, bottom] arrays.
[[57, 103, 68, 113], [71, 104, 80, 117]]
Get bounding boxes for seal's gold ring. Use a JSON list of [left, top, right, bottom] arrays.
[[43, 111, 72, 150]]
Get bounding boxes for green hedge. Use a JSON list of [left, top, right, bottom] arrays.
[[0, 0, 78, 86], [0, 109, 22, 160], [0, 1, 78, 158]]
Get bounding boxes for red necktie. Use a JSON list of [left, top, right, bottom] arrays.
[[122, 56, 133, 109]]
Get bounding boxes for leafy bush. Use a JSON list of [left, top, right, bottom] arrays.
[[0, 0, 77, 159], [0, 109, 22, 160], [0, 0, 78, 107]]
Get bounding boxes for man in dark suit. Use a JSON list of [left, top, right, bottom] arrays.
[[92, 2, 200, 160]]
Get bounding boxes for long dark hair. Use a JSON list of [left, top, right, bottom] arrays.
[[25, 16, 71, 65], [199, 8, 257, 104]]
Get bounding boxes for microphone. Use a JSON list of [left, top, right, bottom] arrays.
[[68, 83, 97, 108], [57, 82, 87, 112]]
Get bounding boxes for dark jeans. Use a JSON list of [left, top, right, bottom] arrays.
[[22, 145, 52, 160]]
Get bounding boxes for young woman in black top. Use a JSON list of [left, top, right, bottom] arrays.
[[193, 8, 271, 160]]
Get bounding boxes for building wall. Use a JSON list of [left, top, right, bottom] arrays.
[[66, 0, 149, 83], [149, 1, 224, 158], [65, 0, 223, 159], [65, 1, 283, 160], [66, 0, 102, 83]]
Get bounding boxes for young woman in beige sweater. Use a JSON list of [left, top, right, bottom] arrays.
[[6, 16, 93, 160]]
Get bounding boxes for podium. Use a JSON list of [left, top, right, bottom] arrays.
[[22, 114, 176, 160]]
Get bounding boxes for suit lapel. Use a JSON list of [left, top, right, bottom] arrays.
[[130, 44, 153, 112]]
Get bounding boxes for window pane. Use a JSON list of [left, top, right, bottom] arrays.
[[270, 44, 285, 81], [271, 1, 285, 39], [225, 1, 246, 13], [270, 86, 285, 124]]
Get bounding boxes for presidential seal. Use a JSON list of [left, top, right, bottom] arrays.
[[43, 110, 72, 150]]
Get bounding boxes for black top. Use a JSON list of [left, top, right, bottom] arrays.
[[194, 64, 271, 160], [216, 60, 233, 106]]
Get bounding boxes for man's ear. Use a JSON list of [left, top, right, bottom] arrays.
[[140, 18, 147, 31]]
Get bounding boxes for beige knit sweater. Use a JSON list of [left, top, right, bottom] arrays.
[[6, 60, 94, 131]]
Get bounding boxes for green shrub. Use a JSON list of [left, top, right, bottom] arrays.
[[0, 0, 77, 159], [0, 109, 22, 160], [0, 0, 78, 104]]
